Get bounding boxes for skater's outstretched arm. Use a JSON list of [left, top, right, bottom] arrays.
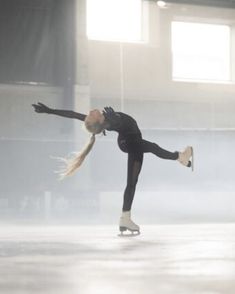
[[32, 102, 87, 121]]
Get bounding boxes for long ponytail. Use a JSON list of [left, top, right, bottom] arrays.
[[56, 110, 105, 179], [57, 134, 96, 179]]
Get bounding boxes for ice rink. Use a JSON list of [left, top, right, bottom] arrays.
[[1, 223, 235, 294]]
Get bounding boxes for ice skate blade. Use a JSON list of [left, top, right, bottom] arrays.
[[191, 147, 194, 172], [118, 227, 140, 237], [118, 232, 140, 237]]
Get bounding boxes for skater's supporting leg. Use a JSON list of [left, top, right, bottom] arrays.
[[119, 152, 143, 234], [122, 152, 143, 211]]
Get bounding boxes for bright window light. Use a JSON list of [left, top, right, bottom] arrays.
[[171, 22, 231, 82], [86, 0, 142, 42]]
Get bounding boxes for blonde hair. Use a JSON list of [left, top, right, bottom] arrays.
[[57, 114, 105, 179]]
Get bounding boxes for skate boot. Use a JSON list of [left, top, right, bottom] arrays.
[[119, 211, 140, 236], [178, 146, 194, 171]]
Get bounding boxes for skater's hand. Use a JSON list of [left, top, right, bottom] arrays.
[[103, 106, 121, 130], [32, 102, 53, 114], [102, 107, 115, 119]]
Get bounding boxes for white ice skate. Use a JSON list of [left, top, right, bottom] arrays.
[[118, 211, 140, 237], [178, 146, 194, 171]]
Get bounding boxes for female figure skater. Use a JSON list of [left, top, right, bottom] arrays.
[[32, 102, 193, 235]]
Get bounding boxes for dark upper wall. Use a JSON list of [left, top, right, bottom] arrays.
[[0, 0, 76, 86]]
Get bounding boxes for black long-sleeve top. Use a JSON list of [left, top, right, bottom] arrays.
[[106, 112, 142, 138], [49, 108, 142, 138]]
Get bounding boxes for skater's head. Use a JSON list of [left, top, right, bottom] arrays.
[[85, 109, 105, 135]]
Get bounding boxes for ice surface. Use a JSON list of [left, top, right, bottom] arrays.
[[0, 224, 235, 294]]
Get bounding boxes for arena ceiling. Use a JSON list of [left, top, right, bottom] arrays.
[[150, 0, 235, 9]]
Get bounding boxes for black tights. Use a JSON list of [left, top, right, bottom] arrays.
[[121, 138, 178, 211]]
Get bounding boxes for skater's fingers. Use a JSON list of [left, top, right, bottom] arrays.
[[104, 106, 114, 114], [107, 107, 114, 113], [32, 104, 39, 110], [38, 102, 47, 107]]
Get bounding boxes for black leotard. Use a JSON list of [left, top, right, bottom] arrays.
[[48, 106, 178, 211], [102, 109, 178, 211], [104, 111, 143, 154]]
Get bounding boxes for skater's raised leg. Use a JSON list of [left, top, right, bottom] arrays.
[[140, 140, 193, 169], [140, 139, 179, 160]]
